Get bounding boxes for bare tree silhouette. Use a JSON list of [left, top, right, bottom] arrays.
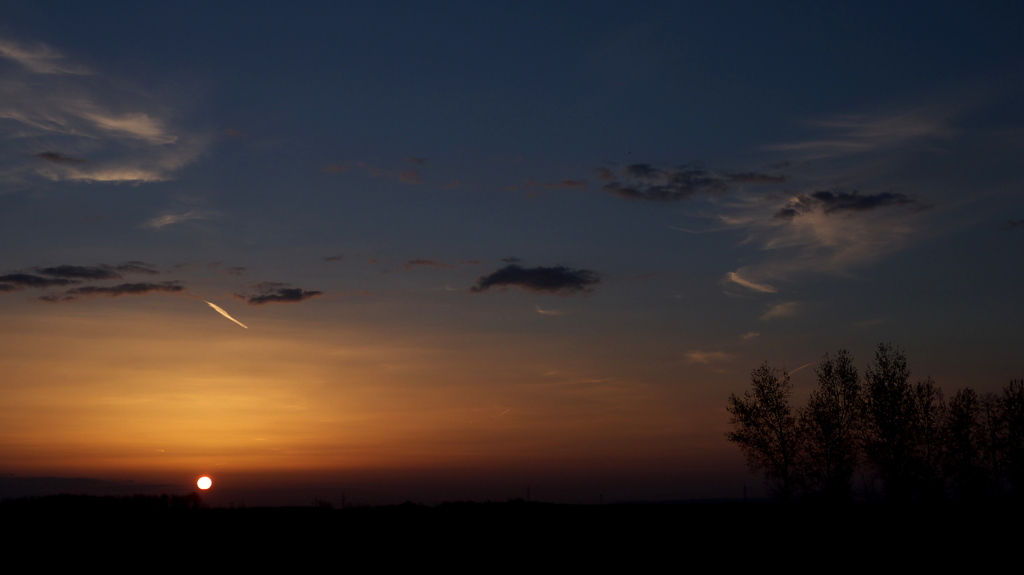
[[945, 388, 994, 499], [728, 343, 1023, 503], [862, 344, 916, 500], [727, 362, 800, 501], [909, 377, 946, 500], [1000, 379, 1024, 494], [798, 350, 862, 502]]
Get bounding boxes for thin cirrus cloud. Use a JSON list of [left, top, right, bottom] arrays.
[[721, 191, 926, 293], [471, 263, 600, 295], [766, 111, 953, 160], [710, 109, 949, 294], [724, 272, 777, 294], [0, 36, 206, 186], [143, 210, 215, 229], [685, 350, 732, 364], [761, 302, 799, 321], [404, 259, 449, 270], [236, 282, 323, 305], [0, 38, 90, 75]]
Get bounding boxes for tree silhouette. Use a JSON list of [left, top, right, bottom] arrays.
[[945, 388, 992, 499], [862, 343, 916, 500], [1000, 379, 1024, 494], [728, 343, 1023, 503], [727, 362, 800, 501], [909, 377, 946, 500], [862, 344, 949, 501], [798, 350, 862, 502]]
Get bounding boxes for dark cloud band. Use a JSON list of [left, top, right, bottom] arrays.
[[34, 265, 121, 280], [471, 264, 600, 295], [237, 282, 322, 305], [40, 281, 184, 302], [599, 164, 784, 202], [35, 152, 89, 165], [0, 273, 80, 288], [774, 190, 920, 219]]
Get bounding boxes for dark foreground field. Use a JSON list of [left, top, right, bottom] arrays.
[[3, 494, 1019, 564]]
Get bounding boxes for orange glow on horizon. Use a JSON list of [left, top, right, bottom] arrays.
[[0, 306, 723, 487]]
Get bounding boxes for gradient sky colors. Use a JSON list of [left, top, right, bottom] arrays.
[[1, 1, 1022, 505]]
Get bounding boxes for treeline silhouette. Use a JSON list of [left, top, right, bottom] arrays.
[[0, 492, 205, 512], [727, 343, 1024, 503]]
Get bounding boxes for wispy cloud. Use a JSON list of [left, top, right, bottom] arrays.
[[0, 38, 90, 75], [404, 259, 449, 270], [761, 302, 799, 321], [724, 272, 777, 293], [0, 36, 206, 186], [686, 350, 732, 364], [706, 109, 952, 292], [144, 210, 214, 229], [768, 111, 953, 159], [535, 304, 568, 316], [398, 169, 422, 185], [721, 188, 927, 290], [76, 109, 177, 144]]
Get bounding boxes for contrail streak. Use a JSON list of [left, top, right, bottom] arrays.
[[790, 361, 815, 375], [204, 300, 248, 329]]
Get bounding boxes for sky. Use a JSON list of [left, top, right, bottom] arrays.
[[1, 1, 1022, 506]]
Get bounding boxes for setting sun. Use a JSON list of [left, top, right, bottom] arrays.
[[197, 476, 212, 490]]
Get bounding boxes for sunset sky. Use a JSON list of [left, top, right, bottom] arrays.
[[1, 1, 1022, 505]]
